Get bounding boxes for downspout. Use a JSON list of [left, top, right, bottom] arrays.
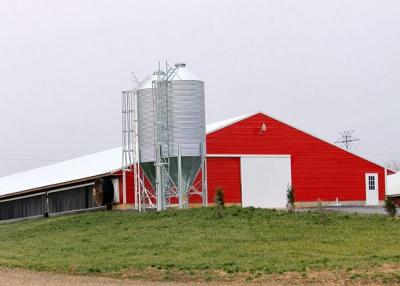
[[384, 168, 388, 199]]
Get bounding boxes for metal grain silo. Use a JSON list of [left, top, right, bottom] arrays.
[[165, 64, 205, 206], [135, 63, 207, 211]]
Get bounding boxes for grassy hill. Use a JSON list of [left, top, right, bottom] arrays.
[[0, 207, 399, 282]]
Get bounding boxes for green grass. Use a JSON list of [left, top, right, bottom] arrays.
[[0, 207, 399, 277]]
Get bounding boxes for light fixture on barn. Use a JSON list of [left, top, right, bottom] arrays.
[[259, 122, 267, 134]]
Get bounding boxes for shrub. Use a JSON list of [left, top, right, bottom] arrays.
[[286, 185, 295, 213], [214, 186, 224, 218], [317, 199, 327, 224], [384, 196, 397, 217]]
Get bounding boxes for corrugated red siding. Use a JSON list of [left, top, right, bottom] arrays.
[[187, 158, 241, 205], [205, 157, 241, 204], [207, 113, 386, 203], [126, 171, 135, 204], [117, 170, 135, 204]]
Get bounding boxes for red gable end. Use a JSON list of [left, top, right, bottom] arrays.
[[206, 113, 387, 203]]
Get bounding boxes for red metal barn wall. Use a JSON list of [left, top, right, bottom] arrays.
[[190, 158, 242, 205], [117, 170, 153, 205], [205, 113, 387, 205], [117, 170, 135, 205]]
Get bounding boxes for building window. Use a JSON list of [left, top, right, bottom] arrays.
[[368, 176, 375, 190]]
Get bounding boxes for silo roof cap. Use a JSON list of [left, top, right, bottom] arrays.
[[138, 63, 201, 90], [171, 63, 200, 81]]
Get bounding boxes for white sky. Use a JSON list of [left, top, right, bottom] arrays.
[[0, 0, 399, 176]]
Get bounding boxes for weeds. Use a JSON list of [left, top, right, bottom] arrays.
[[214, 186, 224, 218], [384, 196, 397, 217], [317, 199, 327, 224], [286, 185, 295, 213]]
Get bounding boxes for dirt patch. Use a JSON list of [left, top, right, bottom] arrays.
[[0, 268, 199, 286], [1, 265, 400, 286], [113, 264, 400, 285]]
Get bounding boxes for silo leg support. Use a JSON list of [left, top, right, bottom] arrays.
[[178, 144, 183, 209], [202, 166, 208, 206], [201, 145, 208, 207], [122, 171, 127, 205]]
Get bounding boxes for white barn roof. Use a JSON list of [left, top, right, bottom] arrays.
[[0, 118, 242, 198], [206, 113, 251, 134], [0, 147, 122, 198]]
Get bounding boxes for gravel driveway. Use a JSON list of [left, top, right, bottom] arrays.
[[296, 205, 390, 215], [322, 206, 388, 215], [0, 268, 265, 286]]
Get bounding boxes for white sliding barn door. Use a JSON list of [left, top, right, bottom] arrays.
[[241, 156, 291, 208]]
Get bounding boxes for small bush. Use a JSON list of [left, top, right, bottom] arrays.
[[384, 196, 397, 217], [286, 185, 295, 213], [214, 186, 224, 218]]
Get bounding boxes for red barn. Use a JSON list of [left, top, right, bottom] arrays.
[[201, 112, 392, 207], [121, 112, 392, 208]]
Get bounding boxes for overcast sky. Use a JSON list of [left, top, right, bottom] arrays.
[[0, 0, 399, 176]]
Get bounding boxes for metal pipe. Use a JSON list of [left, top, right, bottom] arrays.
[[133, 90, 139, 211], [201, 142, 208, 207], [47, 182, 95, 194], [0, 192, 45, 203], [155, 145, 163, 211], [122, 171, 127, 205], [178, 143, 183, 209]]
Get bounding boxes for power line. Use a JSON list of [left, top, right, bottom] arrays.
[[358, 148, 400, 155], [335, 130, 360, 151], [0, 157, 63, 162], [358, 153, 400, 159]]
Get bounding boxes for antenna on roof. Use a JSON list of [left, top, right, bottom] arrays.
[[335, 130, 360, 151]]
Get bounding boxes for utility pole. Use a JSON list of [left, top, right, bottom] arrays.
[[335, 130, 360, 151]]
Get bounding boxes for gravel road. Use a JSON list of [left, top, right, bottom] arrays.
[[0, 268, 260, 286], [0, 264, 397, 285], [322, 205, 388, 215]]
